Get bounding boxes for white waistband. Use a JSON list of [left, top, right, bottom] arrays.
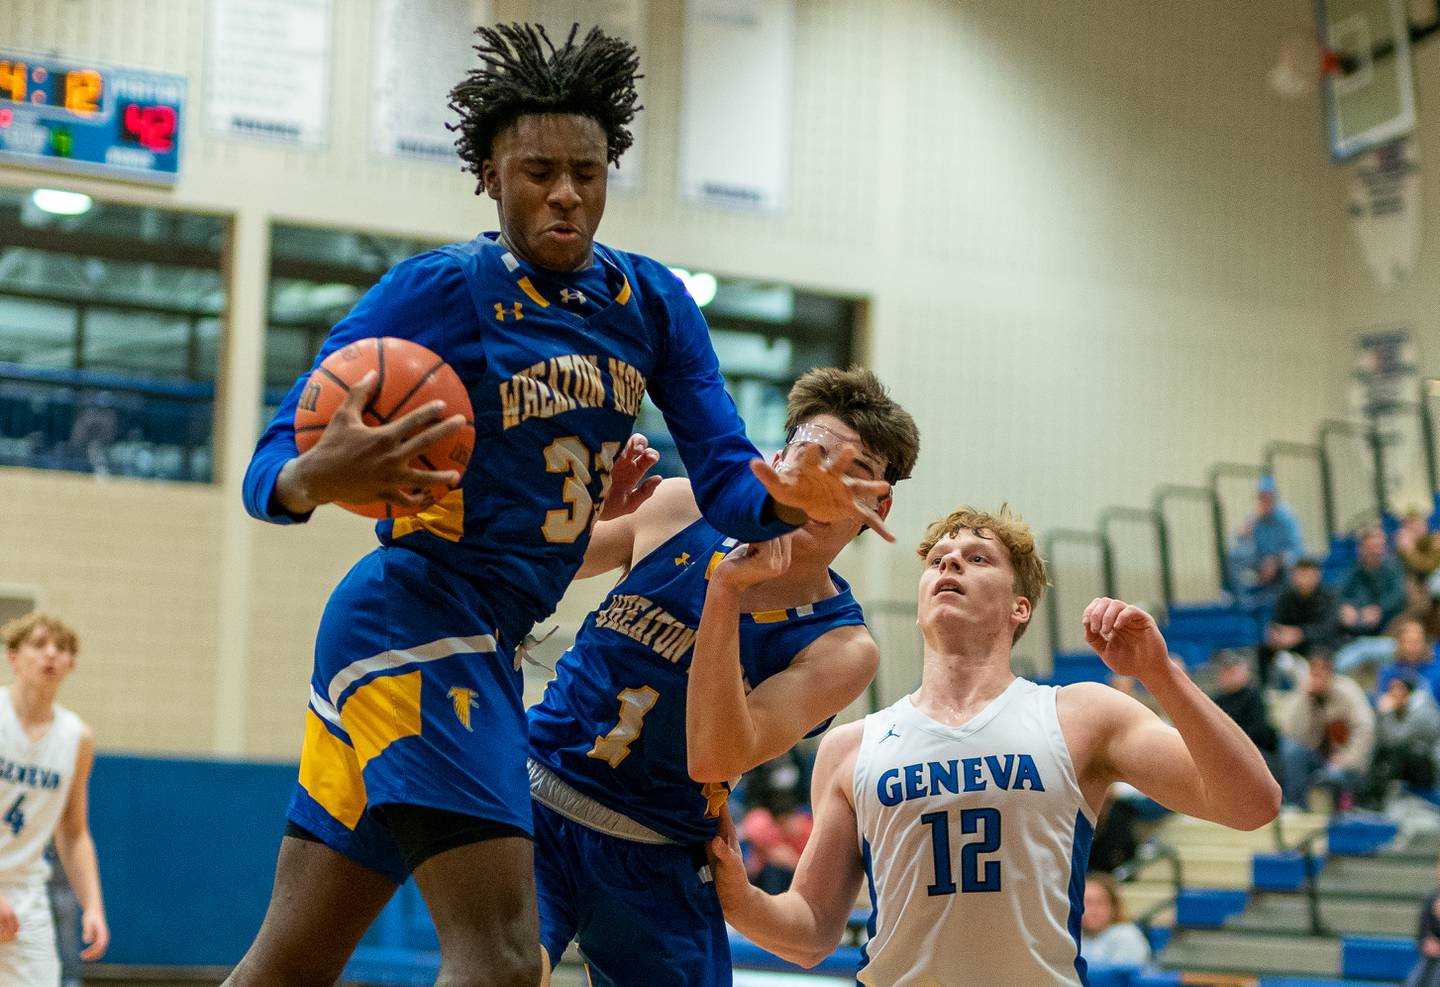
[[528, 760, 675, 846]]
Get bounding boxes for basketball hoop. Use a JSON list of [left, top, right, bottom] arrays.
[[1267, 32, 1344, 99]]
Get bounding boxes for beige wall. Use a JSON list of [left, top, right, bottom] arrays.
[[1, 0, 1339, 755], [1323, 36, 1440, 407]]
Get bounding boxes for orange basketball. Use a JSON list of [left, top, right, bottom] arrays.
[[293, 337, 475, 519]]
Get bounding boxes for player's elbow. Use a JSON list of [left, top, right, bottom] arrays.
[[1229, 776, 1282, 831], [789, 932, 846, 969], [687, 753, 736, 785]]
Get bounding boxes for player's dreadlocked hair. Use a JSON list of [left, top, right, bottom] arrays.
[[449, 22, 642, 192]]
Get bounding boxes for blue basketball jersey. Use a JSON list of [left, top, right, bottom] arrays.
[[244, 234, 792, 647], [528, 516, 867, 845]]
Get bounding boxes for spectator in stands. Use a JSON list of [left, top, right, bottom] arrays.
[[1228, 475, 1304, 605], [1261, 558, 1339, 686], [1088, 786, 1142, 875], [1405, 859, 1440, 987], [1209, 650, 1278, 772], [1398, 507, 1440, 583], [739, 750, 813, 894], [1340, 527, 1408, 638], [1374, 617, 1440, 697], [1080, 871, 1151, 967], [1279, 651, 1375, 811], [1363, 669, 1440, 810]]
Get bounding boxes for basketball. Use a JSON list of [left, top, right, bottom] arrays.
[[293, 337, 475, 519]]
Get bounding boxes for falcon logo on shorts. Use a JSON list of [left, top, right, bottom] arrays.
[[448, 687, 480, 732]]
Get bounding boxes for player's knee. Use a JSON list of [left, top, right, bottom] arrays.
[[436, 942, 539, 987], [227, 950, 347, 987]]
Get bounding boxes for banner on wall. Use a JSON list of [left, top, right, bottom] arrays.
[[370, 0, 491, 164], [1346, 137, 1422, 290], [1351, 327, 1428, 512], [526, 0, 647, 191], [679, 0, 793, 211], [205, 0, 333, 147]]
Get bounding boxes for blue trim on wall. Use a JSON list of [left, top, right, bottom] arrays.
[[88, 753, 296, 967]]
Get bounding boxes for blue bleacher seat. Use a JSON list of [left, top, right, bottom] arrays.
[[1174, 888, 1249, 927], [1341, 936, 1418, 981]]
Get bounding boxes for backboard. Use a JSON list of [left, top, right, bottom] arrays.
[[1316, 0, 1417, 160]]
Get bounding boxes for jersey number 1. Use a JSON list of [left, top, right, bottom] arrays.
[[920, 807, 1001, 896], [587, 686, 659, 767]]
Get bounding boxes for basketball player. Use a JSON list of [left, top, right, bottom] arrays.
[[709, 506, 1281, 985], [529, 368, 919, 985], [230, 24, 889, 987], [0, 614, 109, 986]]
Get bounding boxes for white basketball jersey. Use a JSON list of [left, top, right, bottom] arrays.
[[0, 690, 83, 884], [852, 678, 1096, 986]]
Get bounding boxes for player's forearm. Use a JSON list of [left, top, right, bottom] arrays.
[[720, 881, 844, 969], [1143, 663, 1281, 829], [687, 582, 759, 781], [56, 831, 105, 915]]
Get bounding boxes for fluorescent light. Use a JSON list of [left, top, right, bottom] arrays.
[[31, 189, 93, 216], [689, 271, 718, 307], [667, 266, 718, 307]]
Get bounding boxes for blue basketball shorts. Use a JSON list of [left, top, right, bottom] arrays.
[[287, 546, 530, 883], [534, 801, 731, 986]]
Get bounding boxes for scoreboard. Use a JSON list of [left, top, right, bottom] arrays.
[[0, 51, 185, 185]]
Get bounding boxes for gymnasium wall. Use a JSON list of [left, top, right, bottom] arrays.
[[0, 0, 1336, 756], [1322, 36, 1440, 432]]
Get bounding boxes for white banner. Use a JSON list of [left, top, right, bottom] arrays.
[[371, 0, 491, 164], [1346, 136, 1423, 289], [525, 0, 647, 191], [679, 0, 793, 211], [205, 0, 333, 147]]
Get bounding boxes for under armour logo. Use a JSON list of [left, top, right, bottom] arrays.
[[494, 302, 524, 321], [559, 288, 587, 305], [880, 725, 901, 744], [675, 552, 691, 567]]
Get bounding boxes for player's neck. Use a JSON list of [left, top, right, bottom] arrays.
[[912, 634, 1014, 725], [7, 679, 57, 729], [737, 552, 838, 611]]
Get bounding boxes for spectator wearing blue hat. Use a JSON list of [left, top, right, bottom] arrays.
[[1229, 475, 1305, 605], [1361, 665, 1440, 809]]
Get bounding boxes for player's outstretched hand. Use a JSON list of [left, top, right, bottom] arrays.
[[598, 433, 662, 522], [712, 535, 794, 592], [293, 371, 465, 510], [0, 893, 17, 943], [1082, 598, 1169, 680], [751, 445, 894, 542], [707, 804, 750, 907], [80, 907, 109, 960]]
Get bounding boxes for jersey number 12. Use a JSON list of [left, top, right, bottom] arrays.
[[920, 807, 1001, 895]]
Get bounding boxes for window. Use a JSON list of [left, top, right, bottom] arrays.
[[263, 224, 443, 420], [0, 187, 225, 481]]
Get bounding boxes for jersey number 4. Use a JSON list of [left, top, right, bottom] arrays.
[[542, 438, 620, 543], [920, 807, 1000, 896], [3, 794, 25, 837]]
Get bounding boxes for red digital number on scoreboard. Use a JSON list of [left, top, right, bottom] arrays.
[[121, 103, 176, 153]]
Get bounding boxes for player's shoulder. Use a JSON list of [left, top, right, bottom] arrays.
[[1056, 679, 1145, 719], [53, 703, 92, 741], [601, 245, 687, 300], [816, 718, 866, 768], [796, 623, 878, 675]]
